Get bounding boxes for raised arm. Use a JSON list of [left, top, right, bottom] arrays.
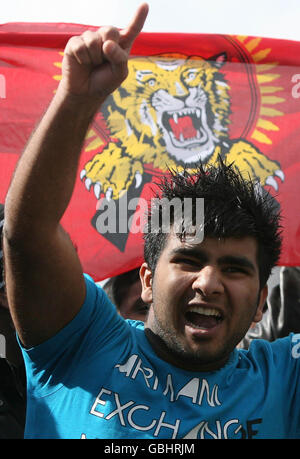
[[3, 4, 149, 347]]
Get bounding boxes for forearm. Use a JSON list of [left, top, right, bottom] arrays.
[[3, 87, 99, 345], [5, 87, 100, 242]]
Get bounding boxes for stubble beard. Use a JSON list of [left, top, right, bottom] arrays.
[[150, 307, 220, 367], [149, 305, 245, 370]]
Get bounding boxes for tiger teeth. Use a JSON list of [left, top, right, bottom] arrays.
[[169, 108, 201, 119], [187, 306, 222, 318]]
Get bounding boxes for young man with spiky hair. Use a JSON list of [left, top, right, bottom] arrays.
[[141, 162, 282, 372], [3, 3, 300, 439]]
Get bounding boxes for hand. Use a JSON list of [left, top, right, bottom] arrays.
[[59, 3, 149, 103]]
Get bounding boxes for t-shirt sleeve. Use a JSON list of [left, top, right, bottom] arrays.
[[247, 333, 300, 436], [18, 274, 127, 396]]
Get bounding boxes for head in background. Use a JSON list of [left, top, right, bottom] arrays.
[[104, 268, 149, 322]]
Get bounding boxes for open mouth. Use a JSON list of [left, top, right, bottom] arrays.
[[185, 306, 223, 330], [162, 108, 208, 147]]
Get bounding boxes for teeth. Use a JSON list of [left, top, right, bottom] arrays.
[[188, 306, 221, 318], [169, 108, 201, 119]]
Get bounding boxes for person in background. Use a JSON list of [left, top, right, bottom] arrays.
[[103, 268, 149, 322], [239, 266, 300, 349], [0, 204, 26, 438]]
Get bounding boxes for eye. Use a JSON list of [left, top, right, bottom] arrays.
[[147, 78, 156, 87], [187, 71, 197, 81], [175, 258, 200, 268], [223, 266, 248, 275]]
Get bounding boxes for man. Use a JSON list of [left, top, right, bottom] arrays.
[[3, 3, 300, 439], [103, 268, 149, 321], [0, 204, 26, 438]]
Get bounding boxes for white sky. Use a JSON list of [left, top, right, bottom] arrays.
[[2, 0, 300, 41]]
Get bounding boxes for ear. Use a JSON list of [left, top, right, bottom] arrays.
[[252, 285, 268, 323], [208, 52, 227, 69], [140, 262, 153, 304]]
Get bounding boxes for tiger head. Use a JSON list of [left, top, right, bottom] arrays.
[[101, 52, 230, 166]]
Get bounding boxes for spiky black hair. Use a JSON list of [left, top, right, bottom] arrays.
[[144, 158, 282, 287]]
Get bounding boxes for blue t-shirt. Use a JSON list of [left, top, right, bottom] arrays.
[[20, 275, 300, 439]]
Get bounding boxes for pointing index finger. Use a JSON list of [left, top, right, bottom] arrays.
[[120, 3, 149, 52]]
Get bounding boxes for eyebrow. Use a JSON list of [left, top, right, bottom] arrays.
[[170, 247, 256, 272], [171, 246, 208, 262]]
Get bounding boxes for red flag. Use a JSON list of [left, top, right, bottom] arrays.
[[1, 23, 300, 281]]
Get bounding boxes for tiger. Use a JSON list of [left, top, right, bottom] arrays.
[[80, 52, 284, 200]]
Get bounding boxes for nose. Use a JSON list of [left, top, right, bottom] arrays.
[[192, 265, 224, 297], [174, 81, 190, 97]]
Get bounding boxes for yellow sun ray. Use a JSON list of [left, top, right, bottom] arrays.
[[252, 48, 272, 62], [259, 106, 284, 117], [84, 129, 104, 151], [85, 137, 104, 151], [261, 95, 285, 104], [245, 38, 262, 53], [257, 73, 281, 84], [256, 118, 279, 131], [86, 129, 95, 139], [256, 63, 278, 73], [236, 35, 247, 43], [251, 129, 273, 144], [236, 35, 285, 146], [260, 85, 283, 94]]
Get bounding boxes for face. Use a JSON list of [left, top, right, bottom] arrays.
[[141, 233, 267, 371], [118, 279, 149, 322]]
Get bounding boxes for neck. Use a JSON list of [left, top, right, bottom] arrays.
[[144, 327, 230, 372]]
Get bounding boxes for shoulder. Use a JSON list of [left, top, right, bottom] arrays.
[[20, 274, 123, 363], [239, 333, 300, 371]]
